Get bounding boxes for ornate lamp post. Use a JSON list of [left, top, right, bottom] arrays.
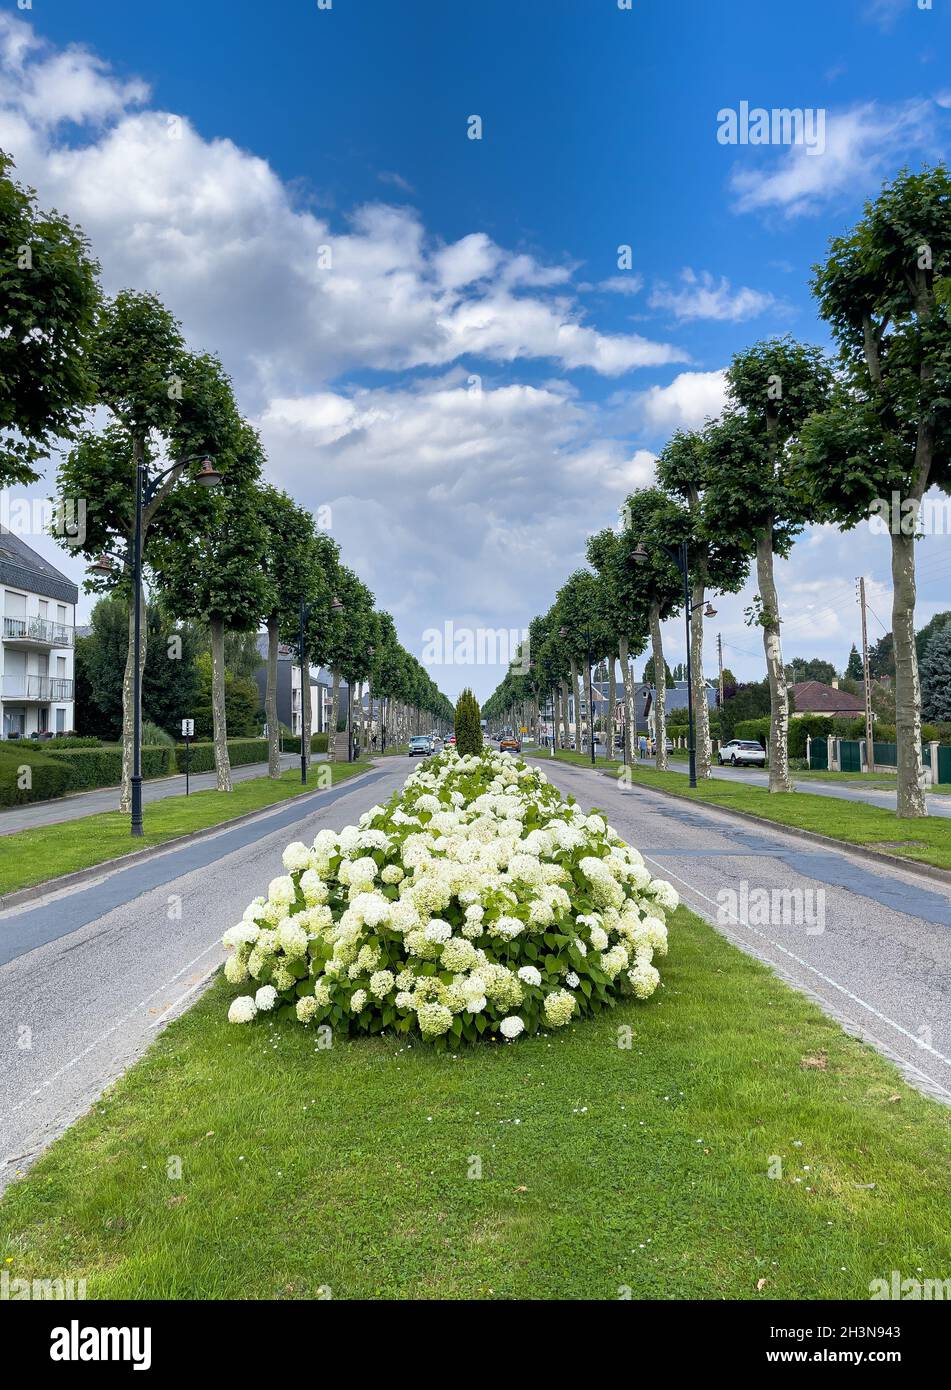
[[90, 455, 221, 836]]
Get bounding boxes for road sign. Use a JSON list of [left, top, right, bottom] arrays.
[[181, 719, 195, 737]]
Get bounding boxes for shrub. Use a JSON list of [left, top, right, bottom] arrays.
[[0, 746, 76, 806], [45, 745, 174, 790], [142, 721, 175, 747], [454, 688, 482, 755], [174, 737, 269, 773], [223, 748, 678, 1044], [282, 733, 329, 755]]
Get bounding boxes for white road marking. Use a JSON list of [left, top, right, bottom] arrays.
[[643, 853, 951, 1098]]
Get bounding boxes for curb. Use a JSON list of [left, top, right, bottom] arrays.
[[0, 764, 381, 912], [530, 755, 951, 890]]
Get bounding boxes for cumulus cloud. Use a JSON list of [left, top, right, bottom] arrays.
[[729, 99, 943, 218], [638, 370, 729, 432], [0, 14, 684, 392], [649, 269, 777, 322]]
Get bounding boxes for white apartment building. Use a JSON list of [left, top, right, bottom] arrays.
[[1, 527, 77, 739]]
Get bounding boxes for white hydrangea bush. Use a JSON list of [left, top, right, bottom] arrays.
[[223, 749, 677, 1044]]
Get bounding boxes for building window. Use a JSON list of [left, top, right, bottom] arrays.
[[56, 707, 66, 733]]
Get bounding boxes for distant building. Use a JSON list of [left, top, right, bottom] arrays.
[[1, 528, 77, 738], [554, 678, 716, 736], [253, 634, 341, 736], [791, 680, 865, 718]]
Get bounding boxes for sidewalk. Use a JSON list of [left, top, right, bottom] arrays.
[[0, 751, 326, 835]]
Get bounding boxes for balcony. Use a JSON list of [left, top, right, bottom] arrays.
[[2, 616, 74, 649], [1, 676, 74, 703]]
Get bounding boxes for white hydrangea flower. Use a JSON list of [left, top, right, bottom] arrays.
[[254, 985, 278, 1011], [282, 841, 311, 872], [517, 965, 542, 986], [228, 996, 257, 1024], [500, 1016, 525, 1040]]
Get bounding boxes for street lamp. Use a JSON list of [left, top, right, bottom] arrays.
[[632, 538, 713, 790], [90, 454, 220, 836], [559, 624, 597, 766], [298, 599, 311, 785]]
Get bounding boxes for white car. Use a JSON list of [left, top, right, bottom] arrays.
[[718, 739, 767, 767]]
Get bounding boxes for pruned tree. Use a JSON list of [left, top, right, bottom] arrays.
[[705, 338, 832, 792], [795, 167, 951, 816], [1, 150, 100, 487]]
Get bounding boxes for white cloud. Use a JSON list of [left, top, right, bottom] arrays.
[[0, 14, 684, 391], [638, 370, 729, 432], [649, 268, 777, 322], [729, 100, 943, 219]]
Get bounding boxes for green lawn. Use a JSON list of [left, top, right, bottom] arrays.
[[1, 904, 948, 1299], [531, 753, 951, 873], [0, 763, 372, 898]]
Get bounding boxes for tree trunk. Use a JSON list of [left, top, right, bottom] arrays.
[[756, 528, 791, 793], [209, 613, 232, 792], [649, 603, 668, 770], [606, 657, 616, 761], [619, 637, 635, 764], [328, 670, 340, 762], [891, 529, 927, 817], [301, 657, 313, 773], [560, 680, 570, 749], [266, 611, 281, 778], [570, 657, 583, 752], [691, 580, 712, 779], [119, 580, 147, 812]]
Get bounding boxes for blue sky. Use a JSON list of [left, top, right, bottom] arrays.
[[3, 0, 951, 698]]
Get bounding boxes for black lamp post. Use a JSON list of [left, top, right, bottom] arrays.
[[298, 599, 311, 784], [90, 455, 220, 836], [631, 539, 716, 790]]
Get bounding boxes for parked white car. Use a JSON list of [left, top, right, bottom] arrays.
[[718, 739, 767, 768]]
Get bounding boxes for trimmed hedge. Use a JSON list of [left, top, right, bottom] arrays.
[[45, 745, 174, 791], [280, 733, 329, 754], [0, 747, 76, 807], [734, 714, 947, 761], [174, 738, 269, 774]]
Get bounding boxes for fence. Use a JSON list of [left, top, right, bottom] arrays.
[[806, 735, 951, 784]]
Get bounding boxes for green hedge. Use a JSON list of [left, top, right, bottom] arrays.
[[174, 738, 269, 773], [0, 747, 76, 807], [280, 733, 328, 754], [734, 715, 947, 762], [45, 744, 174, 791]]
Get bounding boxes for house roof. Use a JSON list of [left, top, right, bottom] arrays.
[[0, 526, 79, 605], [792, 680, 864, 714]]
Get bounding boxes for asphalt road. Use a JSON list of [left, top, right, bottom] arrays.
[[0, 751, 317, 835], [1, 751, 949, 1194], [541, 759, 951, 1105], [0, 759, 407, 1191]]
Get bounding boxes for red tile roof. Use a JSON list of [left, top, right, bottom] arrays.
[[791, 681, 864, 714]]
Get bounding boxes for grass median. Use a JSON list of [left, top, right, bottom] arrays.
[[1, 903, 948, 1299], [0, 763, 373, 899], [531, 752, 951, 873]]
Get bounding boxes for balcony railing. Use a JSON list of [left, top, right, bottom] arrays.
[[2, 616, 74, 647], [1, 676, 74, 702]]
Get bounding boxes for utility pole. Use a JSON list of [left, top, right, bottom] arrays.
[[858, 576, 875, 772], [717, 632, 724, 711]]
